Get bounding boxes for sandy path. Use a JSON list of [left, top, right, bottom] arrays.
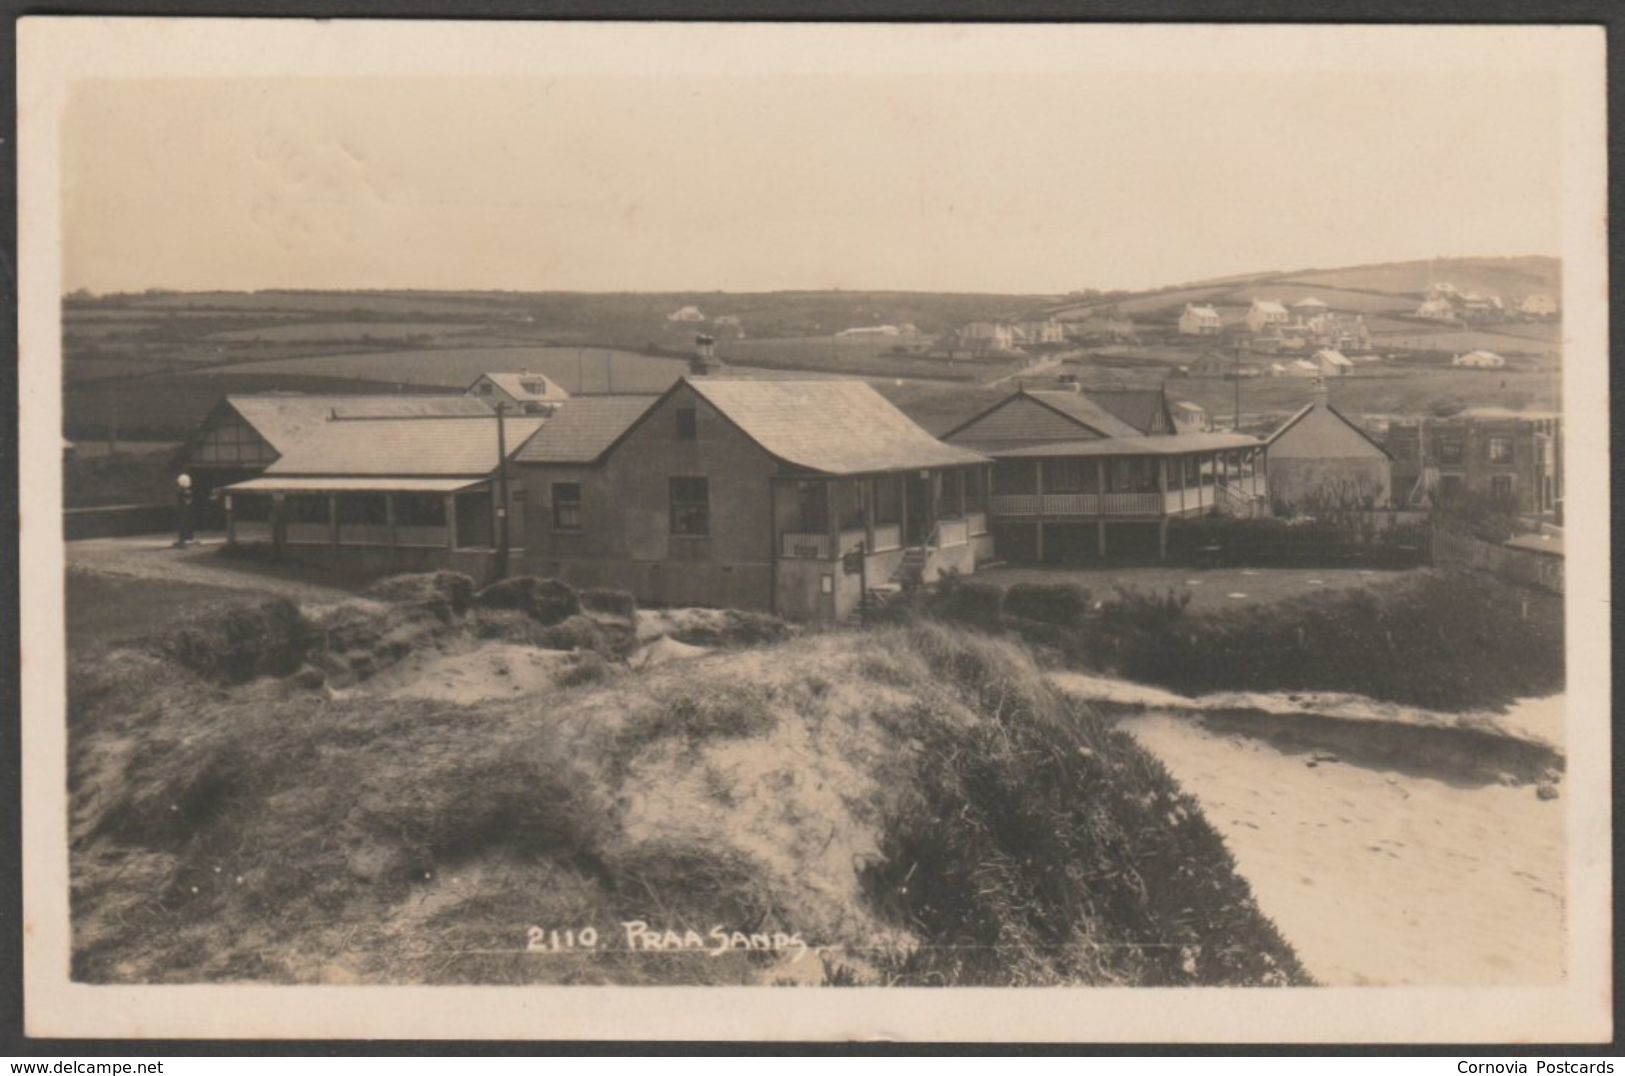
[[1118, 710, 1565, 986], [67, 536, 353, 603]]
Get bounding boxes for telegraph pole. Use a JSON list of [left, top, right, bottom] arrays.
[[1233, 344, 1243, 432], [494, 402, 511, 579]]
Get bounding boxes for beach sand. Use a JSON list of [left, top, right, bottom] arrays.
[[1119, 704, 1566, 986]]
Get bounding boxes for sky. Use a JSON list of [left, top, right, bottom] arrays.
[[62, 67, 1562, 296]]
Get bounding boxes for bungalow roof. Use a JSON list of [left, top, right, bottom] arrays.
[[262, 414, 545, 477]]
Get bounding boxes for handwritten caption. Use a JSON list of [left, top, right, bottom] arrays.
[[527, 920, 809, 962]]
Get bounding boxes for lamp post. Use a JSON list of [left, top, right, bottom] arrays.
[[494, 403, 511, 580], [174, 473, 194, 548]]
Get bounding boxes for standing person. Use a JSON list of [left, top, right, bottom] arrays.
[[174, 473, 194, 548]]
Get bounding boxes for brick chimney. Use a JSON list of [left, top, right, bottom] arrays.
[[690, 333, 721, 376]]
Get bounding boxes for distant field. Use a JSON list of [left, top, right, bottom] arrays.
[[121, 291, 522, 317], [717, 335, 983, 382], [206, 320, 496, 343], [1286, 257, 1559, 299], [1368, 329, 1559, 359], [220, 345, 689, 394], [64, 372, 463, 440], [1222, 283, 1417, 314], [1163, 368, 1560, 424]]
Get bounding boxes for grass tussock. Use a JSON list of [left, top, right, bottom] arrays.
[[72, 605, 1310, 988], [152, 598, 312, 683], [473, 576, 581, 626], [365, 571, 476, 615]]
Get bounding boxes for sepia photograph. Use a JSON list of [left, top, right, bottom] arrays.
[[16, 17, 1612, 1043]]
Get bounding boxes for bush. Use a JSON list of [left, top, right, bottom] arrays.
[[578, 588, 637, 619], [1003, 582, 1091, 625], [534, 614, 638, 661], [925, 576, 1005, 627], [365, 572, 476, 615], [154, 599, 312, 683], [1097, 586, 1190, 631], [473, 576, 580, 626]]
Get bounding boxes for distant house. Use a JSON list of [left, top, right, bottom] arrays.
[[516, 376, 991, 624], [1012, 318, 1066, 346], [1426, 282, 1461, 302], [221, 411, 545, 582], [1415, 298, 1457, 321], [1311, 349, 1354, 377], [837, 324, 901, 337], [959, 321, 1017, 352], [1521, 294, 1559, 317], [1305, 313, 1372, 352], [175, 393, 498, 503], [1169, 400, 1207, 431], [1187, 351, 1236, 378], [467, 371, 571, 415], [1452, 350, 1506, 369], [1290, 297, 1329, 317], [1284, 358, 1321, 378], [1265, 398, 1393, 513], [712, 314, 745, 338], [667, 305, 705, 323], [1245, 300, 1290, 333], [1178, 303, 1223, 336]]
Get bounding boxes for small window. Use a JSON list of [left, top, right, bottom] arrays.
[[475, 381, 493, 395], [552, 482, 582, 531], [1437, 438, 1464, 465], [1490, 475, 1515, 502], [670, 477, 709, 536], [1046, 459, 1084, 493], [1488, 437, 1513, 464], [676, 407, 698, 441]]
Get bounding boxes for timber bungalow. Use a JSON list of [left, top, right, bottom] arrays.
[[222, 411, 544, 582], [940, 387, 1268, 563], [174, 393, 498, 501], [516, 376, 991, 624]]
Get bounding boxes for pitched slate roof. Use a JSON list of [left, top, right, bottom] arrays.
[[1250, 300, 1288, 315], [1079, 389, 1171, 435], [475, 371, 571, 403], [226, 394, 494, 454], [1020, 390, 1146, 438], [263, 414, 545, 477], [1266, 402, 1392, 458], [687, 378, 988, 475], [982, 431, 1264, 459], [513, 396, 660, 464]]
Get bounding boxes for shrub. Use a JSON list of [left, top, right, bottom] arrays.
[[473, 576, 580, 626], [579, 588, 637, 619], [1096, 585, 1191, 631], [1002, 582, 1091, 626], [534, 614, 638, 661], [365, 572, 476, 615], [926, 576, 1005, 627], [153, 599, 312, 683]]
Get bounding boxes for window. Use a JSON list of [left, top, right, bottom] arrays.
[[670, 477, 710, 536], [1488, 437, 1513, 464], [1045, 459, 1085, 493], [1437, 438, 1464, 465], [394, 493, 446, 527], [475, 381, 494, 395], [286, 495, 330, 524], [676, 407, 698, 441], [552, 482, 582, 531], [794, 481, 828, 533], [1490, 475, 1515, 503], [337, 493, 387, 525]]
